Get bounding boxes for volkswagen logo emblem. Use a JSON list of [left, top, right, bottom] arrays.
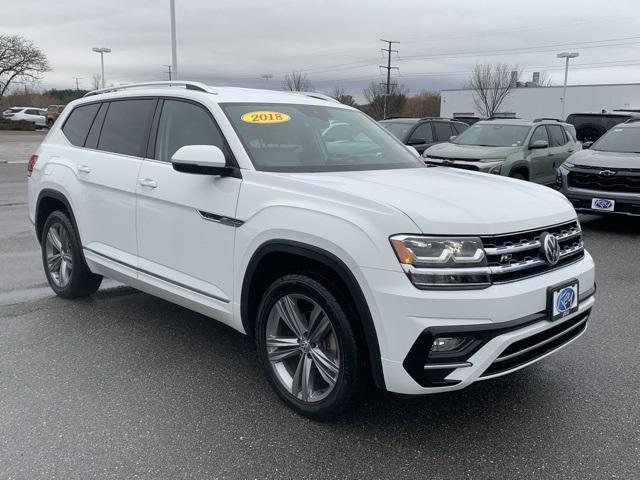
[[540, 232, 560, 266], [598, 169, 616, 177]]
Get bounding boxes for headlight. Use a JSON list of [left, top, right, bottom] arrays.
[[478, 159, 505, 175], [390, 235, 491, 289]]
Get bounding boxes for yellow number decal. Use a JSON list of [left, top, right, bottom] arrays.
[[241, 111, 291, 124]]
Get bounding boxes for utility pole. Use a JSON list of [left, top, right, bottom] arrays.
[[163, 65, 173, 80], [73, 77, 82, 90], [379, 39, 399, 119], [170, 0, 178, 80]]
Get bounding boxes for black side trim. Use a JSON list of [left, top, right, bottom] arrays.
[[241, 240, 386, 389], [403, 286, 596, 387]]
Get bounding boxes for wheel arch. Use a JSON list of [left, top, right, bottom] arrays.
[[35, 189, 81, 245], [506, 161, 530, 179], [241, 239, 386, 389]]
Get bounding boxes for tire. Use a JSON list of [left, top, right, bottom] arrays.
[[46, 119, 54, 129], [41, 210, 102, 298], [510, 171, 526, 181], [256, 273, 364, 420]]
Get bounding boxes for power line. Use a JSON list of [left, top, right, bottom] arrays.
[[380, 39, 399, 119]]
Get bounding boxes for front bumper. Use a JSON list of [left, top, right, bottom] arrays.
[[362, 251, 595, 395]]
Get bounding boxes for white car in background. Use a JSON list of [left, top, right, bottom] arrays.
[[3, 107, 46, 127], [27, 81, 595, 419]]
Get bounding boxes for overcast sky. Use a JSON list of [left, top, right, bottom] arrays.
[[4, 0, 640, 100]]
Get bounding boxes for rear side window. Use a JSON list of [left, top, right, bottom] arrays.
[[547, 125, 567, 147], [154, 99, 230, 162], [62, 103, 101, 147], [452, 123, 468, 135], [25, 109, 41, 115], [433, 122, 453, 141], [84, 103, 108, 149], [97, 99, 156, 157]]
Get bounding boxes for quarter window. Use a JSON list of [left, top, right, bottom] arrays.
[[97, 99, 156, 157], [154, 100, 229, 162], [62, 103, 101, 147], [547, 125, 567, 147]]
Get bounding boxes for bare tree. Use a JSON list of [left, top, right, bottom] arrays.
[[468, 63, 519, 117], [536, 71, 553, 86], [400, 91, 441, 117], [91, 74, 102, 90], [363, 81, 407, 120], [0, 35, 50, 101], [329, 86, 357, 107], [282, 71, 312, 91]]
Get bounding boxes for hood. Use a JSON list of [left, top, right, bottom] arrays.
[[284, 167, 575, 235], [568, 149, 640, 170], [424, 143, 521, 160]]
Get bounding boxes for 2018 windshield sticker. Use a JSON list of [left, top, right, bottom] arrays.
[[241, 111, 291, 124]]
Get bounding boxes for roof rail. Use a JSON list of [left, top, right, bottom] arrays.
[[485, 116, 520, 120], [624, 117, 640, 123], [293, 91, 341, 104], [533, 117, 563, 123], [84, 81, 216, 97], [419, 117, 450, 121]]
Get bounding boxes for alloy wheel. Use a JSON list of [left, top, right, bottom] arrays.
[[265, 294, 340, 403], [45, 223, 73, 288]]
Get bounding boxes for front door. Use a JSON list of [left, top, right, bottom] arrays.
[[136, 98, 242, 322], [527, 125, 553, 184]]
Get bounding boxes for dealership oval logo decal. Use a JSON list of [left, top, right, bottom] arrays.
[[241, 111, 291, 124]]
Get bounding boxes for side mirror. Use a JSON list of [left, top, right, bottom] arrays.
[[405, 145, 420, 157], [407, 138, 425, 146], [171, 145, 233, 176], [582, 141, 594, 149], [530, 139, 549, 149], [449, 135, 457, 142]]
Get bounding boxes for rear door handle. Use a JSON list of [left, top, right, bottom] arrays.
[[77, 165, 91, 173], [139, 178, 157, 188]]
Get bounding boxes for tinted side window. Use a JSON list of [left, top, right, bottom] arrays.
[[154, 99, 229, 162], [529, 126, 549, 145], [98, 99, 156, 157], [547, 125, 567, 147], [433, 122, 453, 141], [85, 103, 108, 149], [452, 123, 468, 135], [25, 109, 40, 115], [62, 103, 100, 146], [409, 123, 434, 143]]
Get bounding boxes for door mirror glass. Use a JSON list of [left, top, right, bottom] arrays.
[[171, 145, 230, 175], [530, 139, 549, 149], [407, 137, 425, 146], [582, 141, 594, 149]]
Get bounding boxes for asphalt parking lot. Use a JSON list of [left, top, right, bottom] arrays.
[[1, 132, 639, 479]]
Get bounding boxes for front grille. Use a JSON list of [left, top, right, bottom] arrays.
[[480, 220, 584, 283], [481, 309, 589, 377], [568, 168, 640, 193]]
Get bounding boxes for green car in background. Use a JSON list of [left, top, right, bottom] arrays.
[[422, 118, 581, 186]]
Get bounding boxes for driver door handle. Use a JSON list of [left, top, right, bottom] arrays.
[[139, 178, 157, 188], [77, 165, 91, 173]]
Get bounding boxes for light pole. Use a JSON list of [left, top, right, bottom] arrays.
[[92, 47, 112, 89], [557, 51, 579, 119], [170, 0, 178, 80]]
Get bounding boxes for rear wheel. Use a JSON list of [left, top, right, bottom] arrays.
[[46, 119, 54, 129], [41, 210, 102, 298], [256, 273, 363, 420]]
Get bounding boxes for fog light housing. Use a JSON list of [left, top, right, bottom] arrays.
[[430, 337, 471, 352]]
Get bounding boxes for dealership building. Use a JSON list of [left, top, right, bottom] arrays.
[[440, 82, 640, 120]]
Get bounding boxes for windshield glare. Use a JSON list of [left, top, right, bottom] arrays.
[[222, 103, 423, 172], [453, 123, 531, 147], [592, 126, 640, 153]]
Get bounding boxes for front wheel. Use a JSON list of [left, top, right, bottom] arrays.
[[256, 274, 364, 420], [41, 210, 102, 298]]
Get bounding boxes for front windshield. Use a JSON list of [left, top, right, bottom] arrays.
[[453, 123, 531, 147], [222, 103, 422, 172], [380, 122, 414, 141], [592, 126, 640, 153]]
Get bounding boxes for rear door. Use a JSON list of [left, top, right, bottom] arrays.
[[135, 98, 242, 321], [433, 121, 455, 143], [68, 98, 157, 268], [546, 124, 574, 184]]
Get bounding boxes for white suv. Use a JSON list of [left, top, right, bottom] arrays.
[[27, 81, 595, 419]]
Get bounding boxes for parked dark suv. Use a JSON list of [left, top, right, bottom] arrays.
[[379, 117, 469, 154], [566, 111, 640, 143]]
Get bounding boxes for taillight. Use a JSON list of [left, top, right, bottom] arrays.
[[27, 155, 38, 176]]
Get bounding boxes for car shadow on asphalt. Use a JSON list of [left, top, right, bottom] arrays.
[[579, 213, 640, 235]]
